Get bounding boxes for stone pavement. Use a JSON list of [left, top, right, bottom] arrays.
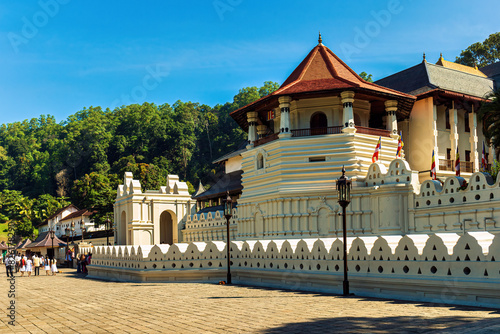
[[1, 266, 499, 333]]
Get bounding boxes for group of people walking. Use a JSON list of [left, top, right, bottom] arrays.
[[4, 253, 58, 277]]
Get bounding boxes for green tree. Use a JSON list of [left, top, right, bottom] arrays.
[[359, 72, 373, 82], [455, 32, 500, 67], [258, 81, 280, 97], [71, 172, 116, 223]]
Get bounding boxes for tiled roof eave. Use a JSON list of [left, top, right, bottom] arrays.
[[416, 88, 491, 103]]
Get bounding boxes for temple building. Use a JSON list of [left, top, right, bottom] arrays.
[[114, 35, 498, 245]]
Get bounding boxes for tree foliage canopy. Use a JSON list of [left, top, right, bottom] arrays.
[[455, 32, 500, 67], [0, 82, 279, 234]]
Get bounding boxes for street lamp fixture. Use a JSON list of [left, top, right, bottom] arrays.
[[106, 218, 111, 245], [71, 221, 75, 243], [81, 224, 86, 243], [223, 191, 233, 284], [65, 227, 70, 248], [336, 166, 352, 296], [49, 229, 55, 260]]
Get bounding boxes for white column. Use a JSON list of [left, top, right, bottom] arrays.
[[384, 100, 399, 139], [341, 91, 356, 134], [278, 96, 292, 138], [432, 103, 440, 172], [449, 102, 458, 159], [469, 106, 479, 172], [247, 111, 258, 146]]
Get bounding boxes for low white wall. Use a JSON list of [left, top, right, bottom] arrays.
[[89, 232, 500, 308]]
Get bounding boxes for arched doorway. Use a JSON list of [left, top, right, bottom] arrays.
[[160, 211, 174, 245], [310, 112, 327, 135], [119, 211, 127, 245]]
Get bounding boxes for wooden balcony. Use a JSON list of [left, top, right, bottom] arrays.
[[254, 133, 279, 147], [291, 126, 343, 137], [461, 161, 474, 173], [439, 159, 474, 173], [355, 126, 391, 137], [439, 159, 454, 172]]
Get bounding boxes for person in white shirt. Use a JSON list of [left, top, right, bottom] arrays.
[[25, 256, 33, 277], [51, 258, 58, 275], [15, 254, 21, 272]]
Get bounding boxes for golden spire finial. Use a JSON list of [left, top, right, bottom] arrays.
[[440, 52, 443, 59], [423, 52, 426, 62], [318, 31, 323, 45]]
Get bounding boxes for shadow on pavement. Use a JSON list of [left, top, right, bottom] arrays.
[[261, 316, 500, 334]]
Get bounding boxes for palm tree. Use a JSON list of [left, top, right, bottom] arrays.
[[479, 89, 500, 160]]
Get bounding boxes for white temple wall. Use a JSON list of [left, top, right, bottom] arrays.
[[88, 232, 500, 308]]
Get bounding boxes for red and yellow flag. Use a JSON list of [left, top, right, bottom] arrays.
[[372, 136, 381, 163], [430, 150, 436, 180]]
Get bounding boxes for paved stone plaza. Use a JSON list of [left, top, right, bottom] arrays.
[[1, 266, 500, 333]]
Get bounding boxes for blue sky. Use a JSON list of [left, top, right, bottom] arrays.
[[0, 0, 498, 125]]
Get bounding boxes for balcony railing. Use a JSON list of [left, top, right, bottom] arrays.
[[254, 133, 279, 147], [355, 126, 391, 137], [291, 126, 343, 137], [253, 126, 391, 147], [461, 161, 474, 173], [439, 159, 454, 172], [439, 159, 474, 173]]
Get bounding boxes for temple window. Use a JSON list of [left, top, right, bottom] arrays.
[[257, 153, 264, 169]]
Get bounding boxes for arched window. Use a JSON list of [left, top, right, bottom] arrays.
[[310, 112, 327, 135], [257, 153, 264, 169]]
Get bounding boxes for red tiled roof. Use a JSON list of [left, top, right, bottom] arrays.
[[276, 44, 415, 98], [60, 209, 95, 221], [43, 204, 80, 222], [230, 42, 415, 130], [28, 233, 66, 248]]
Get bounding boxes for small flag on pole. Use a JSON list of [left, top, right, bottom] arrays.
[[396, 131, 403, 158], [455, 147, 460, 176], [430, 150, 436, 180], [372, 136, 381, 163], [482, 141, 486, 171]]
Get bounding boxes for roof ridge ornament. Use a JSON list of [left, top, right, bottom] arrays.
[[318, 31, 323, 45], [423, 52, 426, 62]]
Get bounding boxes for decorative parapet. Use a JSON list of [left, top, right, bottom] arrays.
[[117, 173, 190, 198], [414, 172, 500, 233], [363, 159, 419, 190], [91, 232, 499, 279], [182, 208, 238, 242]]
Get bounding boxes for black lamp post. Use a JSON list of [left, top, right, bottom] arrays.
[[336, 166, 352, 296], [71, 221, 75, 243], [49, 229, 55, 260], [106, 218, 111, 245], [223, 192, 233, 284], [65, 227, 70, 251], [81, 224, 86, 243]]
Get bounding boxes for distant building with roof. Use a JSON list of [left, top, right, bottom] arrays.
[[37, 204, 107, 245], [375, 53, 495, 177]]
